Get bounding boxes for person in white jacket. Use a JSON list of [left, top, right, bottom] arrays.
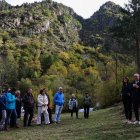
[[37, 89, 50, 125]]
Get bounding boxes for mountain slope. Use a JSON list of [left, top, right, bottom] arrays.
[[80, 1, 125, 50], [0, 0, 11, 10], [0, 0, 133, 109], [0, 0, 82, 52]]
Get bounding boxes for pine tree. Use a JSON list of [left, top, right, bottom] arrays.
[[112, 0, 140, 73]]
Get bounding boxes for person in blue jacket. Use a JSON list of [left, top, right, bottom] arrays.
[[5, 88, 18, 130], [54, 87, 64, 124]]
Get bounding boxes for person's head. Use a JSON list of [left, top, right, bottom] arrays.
[[11, 87, 16, 95], [2, 89, 6, 94], [40, 88, 46, 95], [85, 93, 89, 97], [59, 87, 63, 93], [122, 77, 129, 85], [134, 73, 140, 81], [28, 88, 33, 94], [16, 90, 21, 97], [71, 94, 75, 98]]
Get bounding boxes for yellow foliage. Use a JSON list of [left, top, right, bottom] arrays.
[[68, 64, 81, 73], [58, 51, 69, 62], [84, 67, 99, 76], [47, 62, 68, 77]]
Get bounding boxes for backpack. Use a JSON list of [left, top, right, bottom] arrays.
[[84, 96, 91, 106], [73, 100, 77, 108]]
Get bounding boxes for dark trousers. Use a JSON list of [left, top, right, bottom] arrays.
[[23, 108, 34, 126], [133, 99, 140, 121], [5, 109, 17, 128], [16, 109, 21, 119], [0, 110, 2, 121], [84, 106, 90, 119], [48, 108, 53, 123], [122, 96, 132, 120], [71, 107, 78, 118]]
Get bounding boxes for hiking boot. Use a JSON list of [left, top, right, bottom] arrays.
[[127, 120, 132, 124]]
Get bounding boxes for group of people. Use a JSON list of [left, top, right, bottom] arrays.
[[68, 93, 92, 119], [0, 86, 92, 131], [122, 73, 140, 124]]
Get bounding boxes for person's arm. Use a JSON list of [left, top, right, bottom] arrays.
[[7, 94, 16, 103], [54, 93, 58, 104], [136, 82, 140, 89], [76, 99, 78, 107], [37, 95, 44, 106]]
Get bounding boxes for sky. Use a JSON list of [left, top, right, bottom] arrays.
[[5, 0, 129, 18]]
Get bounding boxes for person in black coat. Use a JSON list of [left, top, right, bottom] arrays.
[[22, 88, 35, 127], [83, 93, 91, 119], [121, 77, 132, 124], [131, 73, 140, 124], [45, 89, 53, 124]]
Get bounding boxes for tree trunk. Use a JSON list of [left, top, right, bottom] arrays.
[[136, 36, 140, 74]]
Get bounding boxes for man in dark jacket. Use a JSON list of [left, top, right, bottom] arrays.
[[131, 74, 140, 124], [83, 93, 91, 119], [23, 88, 35, 127]]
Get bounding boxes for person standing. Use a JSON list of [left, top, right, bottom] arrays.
[[0, 90, 7, 131], [121, 77, 132, 124], [37, 89, 50, 125], [5, 88, 18, 130], [45, 89, 53, 124], [16, 90, 22, 119], [54, 87, 64, 124], [131, 74, 140, 124], [69, 94, 78, 119], [83, 93, 91, 119], [23, 88, 35, 127]]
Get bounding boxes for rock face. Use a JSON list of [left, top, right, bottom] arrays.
[[0, 0, 82, 49], [0, 0, 124, 51], [0, 0, 11, 10]]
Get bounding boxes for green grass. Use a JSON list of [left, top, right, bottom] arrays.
[[0, 105, 140, 140]]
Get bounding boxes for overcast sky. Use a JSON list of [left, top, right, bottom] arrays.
[[6, 0, 129, 18]]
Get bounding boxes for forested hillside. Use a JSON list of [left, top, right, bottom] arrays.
[[0, 0, 137, 109]]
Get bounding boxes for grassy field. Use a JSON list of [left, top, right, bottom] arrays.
[[0, 105, 140, 140]]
